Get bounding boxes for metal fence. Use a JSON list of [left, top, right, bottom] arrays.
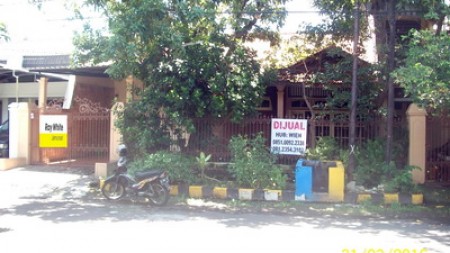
[[30, 98, 110, 166], [184, 116, 383, 164], [426, 116, 450, 182]]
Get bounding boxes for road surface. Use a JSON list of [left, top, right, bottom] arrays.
[[1, 167, 449, 253]]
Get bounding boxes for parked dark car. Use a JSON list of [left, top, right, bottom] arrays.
[[0, 120, 9, 158]]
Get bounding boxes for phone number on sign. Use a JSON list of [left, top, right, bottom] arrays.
[[342, 249, 428, 253]]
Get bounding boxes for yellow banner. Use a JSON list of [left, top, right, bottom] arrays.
[[39, 133, 68, 148]]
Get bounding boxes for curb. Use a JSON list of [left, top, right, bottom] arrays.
[[345, 192, 424, 205], [169, 184, 424, 205]]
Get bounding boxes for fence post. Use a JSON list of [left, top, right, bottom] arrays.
[[406, 103, 427, 184]]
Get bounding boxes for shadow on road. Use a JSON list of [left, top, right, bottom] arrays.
[[2, 196, 449, 250]]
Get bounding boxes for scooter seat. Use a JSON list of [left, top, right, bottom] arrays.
[[135, 170, 163, 181]]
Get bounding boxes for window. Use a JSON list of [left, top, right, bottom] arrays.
[[257, 97, 272, 111]]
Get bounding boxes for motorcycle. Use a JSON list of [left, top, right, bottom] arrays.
[[101, 144, 170, 206]]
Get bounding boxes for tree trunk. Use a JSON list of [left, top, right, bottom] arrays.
[[349, 0, 361, 179], [385, 0, 396, 165]]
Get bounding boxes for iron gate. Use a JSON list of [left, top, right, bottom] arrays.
[[426, 116, 450, 182], [30, 97, 110, 166]]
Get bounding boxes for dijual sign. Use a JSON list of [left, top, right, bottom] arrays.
[[271, 118, 307, 155], [39, 115, 68, 148]]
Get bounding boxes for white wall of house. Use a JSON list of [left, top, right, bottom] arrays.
[[0, 81, 67, 98], [0, 81, 67, 121]]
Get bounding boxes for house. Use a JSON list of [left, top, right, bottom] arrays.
[[1, 55, 112, 119], [0, 54, 128, 169], [1, 3, 448, 183]]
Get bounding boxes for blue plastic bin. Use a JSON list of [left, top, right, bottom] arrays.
[[295, 159, 313, 199]]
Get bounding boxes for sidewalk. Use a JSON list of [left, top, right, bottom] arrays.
[[0, 165, 97, 207]]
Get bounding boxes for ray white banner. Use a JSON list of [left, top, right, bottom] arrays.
[[39, 115, 68, 148]]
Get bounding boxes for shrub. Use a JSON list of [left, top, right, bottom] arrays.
[[354, 139, 420, 193], [354, 139, 387, 188], [306, 136, 341, 161], [128, 151, 197, 184], [228, 134, 287, 189], [306, 136, 349, 165], [383, 164, 420, 194]]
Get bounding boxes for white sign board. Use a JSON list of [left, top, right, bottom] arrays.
[[270, 118, 307, 155], [39, 115, 68, 148]]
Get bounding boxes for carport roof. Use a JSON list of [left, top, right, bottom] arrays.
[[0, 54, 110, 82]]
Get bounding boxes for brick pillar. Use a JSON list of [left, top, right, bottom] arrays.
[[406, 103, 427, 184]]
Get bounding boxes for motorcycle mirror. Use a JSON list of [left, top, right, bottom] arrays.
[[117, 144, 127, 157]]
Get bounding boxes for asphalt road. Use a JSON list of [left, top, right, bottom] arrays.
[[1, 166, 449, 253]]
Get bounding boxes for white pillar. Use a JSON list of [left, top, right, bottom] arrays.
[[8, 102, 31, 163]]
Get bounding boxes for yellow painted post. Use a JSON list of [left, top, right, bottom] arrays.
[[357, 194, 372, 203], [169, 185, 179, 196], [213, 187, 228, 199], [411, 193, 424, 205], [189, 186, 203, 198], [328, 161, 345, 201], [384, 193, 399, 204]]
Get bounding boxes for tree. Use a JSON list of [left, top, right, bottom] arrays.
[[307, 47, 383, 120], [302, 0, 371, 48], [301, 0, 450, 164], [0, 22, 9, 42], [396, 0, 450, 36], [392, 30, 450, 115], [73, 0, 288, 154]]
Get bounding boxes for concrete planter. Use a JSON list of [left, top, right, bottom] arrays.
[[238, 189, 254, 200]]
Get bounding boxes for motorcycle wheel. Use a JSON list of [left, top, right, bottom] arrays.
[[101, 181, 126, 200], [148, 183, 169, 206]]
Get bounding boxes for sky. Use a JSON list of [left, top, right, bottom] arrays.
[[0, 0, 322, 59]]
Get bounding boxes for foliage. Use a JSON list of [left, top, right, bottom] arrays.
[[128, 151, 197, 184], [196, 151, 211, 180], [397, 0, 450, 34], [306, 48, 383, 118], [354, 139, 389, 188], [262, 35, 316, 69], [0, 22, 9, 42], [301, 0, 370, 47], [73, 0, 288, 155], [305, 136, 348, 163], [384, 164, 420, 194], [354, 138, 419, 193], [392, 30, 450, 115], [228, 134, 286, 190]]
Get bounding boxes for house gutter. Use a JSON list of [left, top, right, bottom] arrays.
[[1, 63, 72, 108]]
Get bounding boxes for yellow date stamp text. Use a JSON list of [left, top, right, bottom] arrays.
[[342, 248, 428, 253]]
